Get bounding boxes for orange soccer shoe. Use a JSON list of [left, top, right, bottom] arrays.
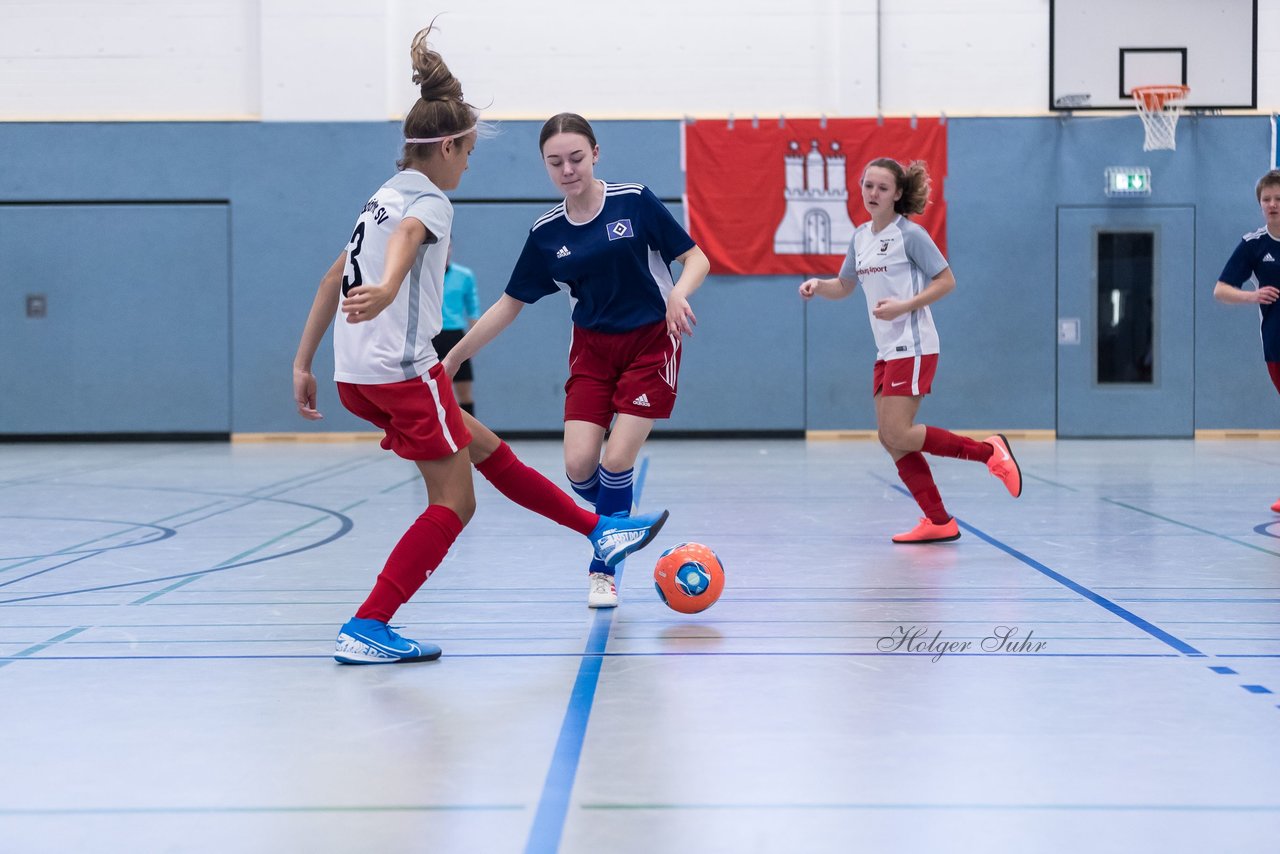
[[1271, 498, 1280, 513], [984, 433, 1023, 498], [892, 516, 961, 544]]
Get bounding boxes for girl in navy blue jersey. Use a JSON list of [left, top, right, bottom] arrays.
[[443, 113, 710, 608], [1214, 168, 1280, 511]]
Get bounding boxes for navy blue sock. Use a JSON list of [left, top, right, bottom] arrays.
[[588, 466, 634, 577], [569, 469, 600, 504]]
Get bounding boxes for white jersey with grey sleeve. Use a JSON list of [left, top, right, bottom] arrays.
[[332, 168, 452, 384], [838, 215, 949, 361]]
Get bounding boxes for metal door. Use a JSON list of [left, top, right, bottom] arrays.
[[1056, 206, 1194, 437]]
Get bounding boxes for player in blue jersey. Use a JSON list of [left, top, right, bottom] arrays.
[[1214, 168, 1280, 511], [432, 244, 480, 414], [442, 112, 710, 608], [800, 158, 1022, 544], [292, 34, 668, 664]]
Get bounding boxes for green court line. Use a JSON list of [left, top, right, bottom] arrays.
[[1104, 498, 1280, 558], [0, 499, 227, 576], [0, 627, 87, 669], [131, 497, 369, 605], [0, 804, 524, 816], [7, 454, 377, 593]]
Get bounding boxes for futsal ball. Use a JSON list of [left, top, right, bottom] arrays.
[[653, 542, 725, 614]]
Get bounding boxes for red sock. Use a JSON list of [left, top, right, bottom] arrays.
[[355, 505, 463, 623], [475, 441, 597, 536], [895, 452, 951, 524], [921, 426, 993, 463]]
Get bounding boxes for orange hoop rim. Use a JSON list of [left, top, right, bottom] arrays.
[[1130, 85, 1190, 110]]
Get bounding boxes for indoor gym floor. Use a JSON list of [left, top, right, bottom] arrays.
[[1, 437, 1278, 853]]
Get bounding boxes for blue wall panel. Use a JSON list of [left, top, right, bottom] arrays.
[[0, 116, 1275, 435], [0, 202, 230, 434]]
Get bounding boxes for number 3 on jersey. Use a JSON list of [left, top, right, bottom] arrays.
[[341, 221, 367, 297]]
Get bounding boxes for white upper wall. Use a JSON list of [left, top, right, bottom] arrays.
[[1, 0, 1277, 121]]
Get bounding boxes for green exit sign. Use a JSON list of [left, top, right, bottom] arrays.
[[1105, 166, 1152, 196]]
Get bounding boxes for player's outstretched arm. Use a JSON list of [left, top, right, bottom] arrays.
[[442, 294, 526, 377], [293, 252, 346, 420], [1214, 280, 1279, 305]]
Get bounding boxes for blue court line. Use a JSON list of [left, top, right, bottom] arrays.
[[13, 633, 1275, 645], [0, 493, 355, 605], [0, 651, 1193, 663], [878, 480, 1199, 654], [132, 497, 369, 605], [890, 486, 1280, 698], [1, 456, 364, 571], [0, 515, 177, 566], [11, 594, 1280, 607], [0, 458, 375, 602], [1207, 664, 1280, 701], [522, 456, 649, 854], [954, 518, 1204, 656], [6, 617, 1273, 628]]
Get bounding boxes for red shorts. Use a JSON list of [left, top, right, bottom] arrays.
[[565, 320, 681, 428], [1268, 362, 1280, 395], [337, 363, 472, 461], [874, 354, 938, 397]]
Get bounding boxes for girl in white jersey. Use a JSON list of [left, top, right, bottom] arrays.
[[800, 158, 1022, 543], [442, 113, 710, 608], [292, 29, 667, 664]]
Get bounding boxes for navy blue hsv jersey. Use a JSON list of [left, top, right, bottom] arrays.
[[1219, 226, 1280, 362], [506, 182, 696, 333]]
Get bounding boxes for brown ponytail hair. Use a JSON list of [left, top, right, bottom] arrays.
[[865, 157, 932, 217], [399, 24, 478, 170]]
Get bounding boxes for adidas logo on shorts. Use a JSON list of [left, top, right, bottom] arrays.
[[556, 246, 571, 259], [631, 393, 651, 407]]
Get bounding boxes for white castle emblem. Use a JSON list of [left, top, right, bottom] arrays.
[[773, 139, 856, 255]]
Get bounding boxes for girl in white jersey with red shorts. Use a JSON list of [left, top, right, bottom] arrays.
[[443, 113, 710, 607], [292, 29, 667, 664], [800, 158, 1022, 543]]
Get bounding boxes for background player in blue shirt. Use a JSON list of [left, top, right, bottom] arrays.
[[1215, 168, 1280, 511], [432, 244, 480, 414], [443, 112, 710, 608]]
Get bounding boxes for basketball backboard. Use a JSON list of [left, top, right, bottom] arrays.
[[1049, 0, 1256, 111]]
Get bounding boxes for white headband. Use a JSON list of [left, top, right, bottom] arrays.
[[404, 126, 476, 144]]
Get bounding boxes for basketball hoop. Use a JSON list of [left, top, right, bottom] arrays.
[[1130, 85, 1190, 152]]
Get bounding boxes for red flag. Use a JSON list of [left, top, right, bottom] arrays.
[[684, 118, 947, 275]]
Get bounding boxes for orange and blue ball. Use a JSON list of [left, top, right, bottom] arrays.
[[653, 542, 725, 614]]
